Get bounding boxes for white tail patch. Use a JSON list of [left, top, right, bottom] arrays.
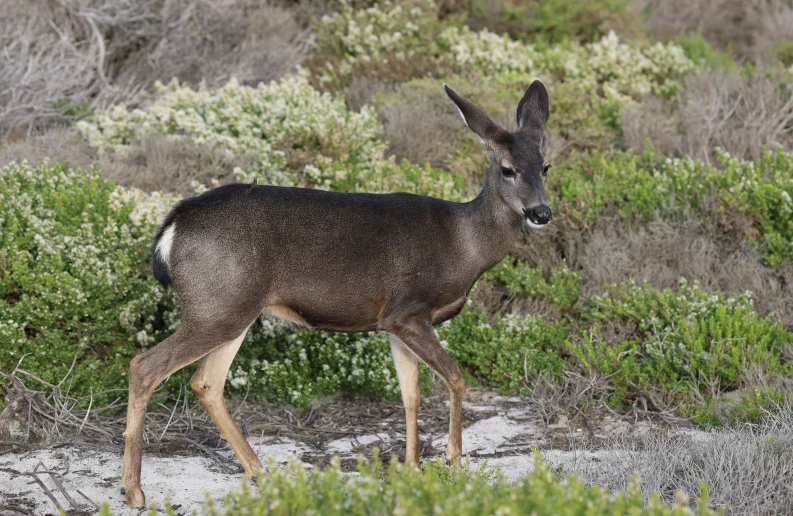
[[155, 223, 176, 272]]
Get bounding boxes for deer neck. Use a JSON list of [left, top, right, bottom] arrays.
[[458, 172, 523, 274]]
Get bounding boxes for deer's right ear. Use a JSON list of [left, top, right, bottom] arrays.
[[444, 84, 505, 145]]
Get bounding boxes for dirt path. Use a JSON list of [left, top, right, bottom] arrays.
[[0, 390, 664, 515]]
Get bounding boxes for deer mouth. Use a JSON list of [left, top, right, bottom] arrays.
[[525, 218, 550, 229]]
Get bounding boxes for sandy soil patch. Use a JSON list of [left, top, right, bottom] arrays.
[[0, 389, 668, 515]]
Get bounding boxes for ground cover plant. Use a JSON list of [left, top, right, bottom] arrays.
[[108, 454, 716, 516], [3, 0, 793, 513]]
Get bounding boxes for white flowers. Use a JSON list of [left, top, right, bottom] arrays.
[[78, 71, 389, 192], [441, 27, 693, 100]]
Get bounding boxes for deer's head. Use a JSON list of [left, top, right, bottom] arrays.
[[444, 81, 552, 229]]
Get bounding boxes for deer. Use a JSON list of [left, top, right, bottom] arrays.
[[120, 80, 552, 507]]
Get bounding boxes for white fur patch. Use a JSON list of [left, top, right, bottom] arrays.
[[525, 218, 549, 230], [454, 105, 468, 127], [155, 223, 176, 271]]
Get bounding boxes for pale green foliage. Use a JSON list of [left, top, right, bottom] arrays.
[[165, 453, 716, 516], [317, 0, 443, 66], [319, 0, 694, 101], [77, 72, 387, 191], [442, 29, 693, 99], [78, 72, 467, 200]]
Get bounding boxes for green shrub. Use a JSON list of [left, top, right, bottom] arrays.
[[127, 453, 716, 516], [439, 306, 569, 392], [551, 147, 793, 265], [673, 31, 736, 69], [525, 0, 646, 45], [0, 161, 177, 402], [568, 280, 793, 417], [482, 257, 581, 312]]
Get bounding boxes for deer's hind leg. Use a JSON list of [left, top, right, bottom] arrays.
[[120, 319, 256, 507], [190, 327, 263, 478]]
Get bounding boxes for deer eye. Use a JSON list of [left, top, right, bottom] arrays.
[[501, 166, 516, 178], [542, 163, 551, 176]]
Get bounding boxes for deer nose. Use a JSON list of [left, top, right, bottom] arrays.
[[526, 205, 552, 227]]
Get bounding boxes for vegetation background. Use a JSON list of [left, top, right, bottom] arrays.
[[1, 0, 793, 513]]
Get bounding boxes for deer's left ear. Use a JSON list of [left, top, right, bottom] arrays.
[[517, 79, 550, 145]]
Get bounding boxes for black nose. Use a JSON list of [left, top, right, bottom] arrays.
[[527, 205, 552, 225]]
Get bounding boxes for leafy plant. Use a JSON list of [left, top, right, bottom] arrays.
[[123, 452, 717, 516]]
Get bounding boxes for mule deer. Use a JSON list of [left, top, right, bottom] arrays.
[[120, 81, 552, 507]]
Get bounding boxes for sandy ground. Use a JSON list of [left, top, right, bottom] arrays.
[[0, 391, 665, 515]]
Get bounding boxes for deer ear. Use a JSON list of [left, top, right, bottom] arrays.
[[516, 79, 549, 145], [444, 84, 505, 145]]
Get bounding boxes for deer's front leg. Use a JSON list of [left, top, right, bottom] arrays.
[[389, 334, 421, 464], [385, 317, 464, 465]]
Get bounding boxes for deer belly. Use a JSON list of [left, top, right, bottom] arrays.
[[262, 293, 385, 333]]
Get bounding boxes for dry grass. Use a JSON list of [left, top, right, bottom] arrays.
[[0, 128, 97, 171], [624, 68, 793, 163], [377, 93, 462, 167], [564, 408, 793, 515], [576, 215, 793, 325], [344, 77, 400, 113], [639, 0, 793, 65], [0, 128, 253, 196], [102, 135, 255, 196], [0, 0, 314, 136]]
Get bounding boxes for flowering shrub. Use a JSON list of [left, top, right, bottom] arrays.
[[320, 0, 694, 101], [77, 72, 387, 191], [77, 72, 468, 200], [316, 0, 447, 71], [0, 161, 178, 401], [230, 319, 432, 406]]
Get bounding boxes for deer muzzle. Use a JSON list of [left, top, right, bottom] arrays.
[[525, 205, 552, 229]]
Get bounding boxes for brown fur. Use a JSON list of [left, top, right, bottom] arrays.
[[121, 82, 553, 507]]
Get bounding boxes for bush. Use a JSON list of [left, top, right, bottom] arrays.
[[124, 453, 716, 516], [0, 0, 313, 134], [551, 147, 793, 265], [440, 306, 569, 392], [77, 72, 469, 200], [448, 0, 647, 46], [519, 0, 646, 45], [568, 280, 793, 421], [0, 161, 177, 402]]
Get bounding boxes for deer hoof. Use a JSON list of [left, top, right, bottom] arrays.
[[123, 485, 146, 508], [249, 470, 270, 486]]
